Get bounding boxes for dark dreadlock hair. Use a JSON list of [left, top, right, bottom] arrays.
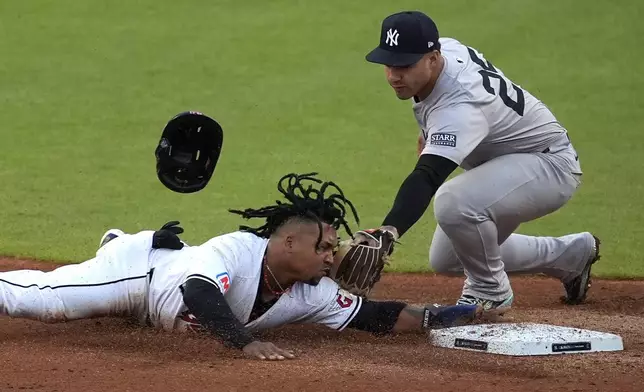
[[228, 172, 360, 245]]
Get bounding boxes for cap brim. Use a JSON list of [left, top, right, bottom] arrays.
[[365, 47, 424, 67]]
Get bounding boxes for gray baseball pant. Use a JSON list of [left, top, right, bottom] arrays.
[[429, 135, 595, 301]]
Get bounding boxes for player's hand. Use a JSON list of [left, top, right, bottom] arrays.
[[152, 221, 185, 250], [350, 230, 377, 247], [242, 341, 296, 361], [422, 304, 482, 329]]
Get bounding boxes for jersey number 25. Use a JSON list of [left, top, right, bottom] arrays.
[[467, 47, 525, 116]]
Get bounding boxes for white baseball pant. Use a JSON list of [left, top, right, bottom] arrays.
[[0, 232, 154, 324]]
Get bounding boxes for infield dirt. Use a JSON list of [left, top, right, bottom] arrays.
[[1, 258, 642, 392]]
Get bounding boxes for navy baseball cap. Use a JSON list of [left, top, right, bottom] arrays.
[[365, 11, 440, 67]]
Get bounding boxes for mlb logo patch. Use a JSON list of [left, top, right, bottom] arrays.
[[430, 133, 457, 147], [216, 272, 231, 293]]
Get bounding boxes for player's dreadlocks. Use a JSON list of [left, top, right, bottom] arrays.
[[228, 172, 360, 244]]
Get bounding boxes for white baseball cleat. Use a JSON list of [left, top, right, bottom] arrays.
[[98, 229, 125, 250], [456, 293, 514, 316]]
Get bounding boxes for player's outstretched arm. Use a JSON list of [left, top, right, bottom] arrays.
[[350, 154, 458, 250], [346, 299, 483, 335], [182, 278, 295, 360], [392, 303, 485, 333], [380, 154, 458, 239]]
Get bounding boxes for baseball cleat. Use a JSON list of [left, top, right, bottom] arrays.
[[456, 293, 514, 315], [98, 229, 125, 250], [561, 235, 601, 305]]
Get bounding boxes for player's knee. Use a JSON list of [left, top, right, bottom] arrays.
[[434, 184, 470, 228], [10, 290, 67, 323]]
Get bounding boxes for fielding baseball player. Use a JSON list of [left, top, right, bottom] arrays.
[[0, 173, 491, 361], [360, 11, 601, 312]]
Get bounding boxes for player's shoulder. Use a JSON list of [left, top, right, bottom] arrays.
[[439, 38, 483, 84], [438, 37, 471, 70], [202, 230, 266, 248], [431, 37, 502, 106], [291, 277, 342, 307], [413, 37, 477, 111], [199, 231, 268, 261], [439, 37, 467, 54]]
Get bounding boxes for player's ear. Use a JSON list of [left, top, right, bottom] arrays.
[[283, 235, 295, 253], [428, 51, 439, 66]]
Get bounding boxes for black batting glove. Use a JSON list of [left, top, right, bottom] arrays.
[[152, 220, 185, 250]]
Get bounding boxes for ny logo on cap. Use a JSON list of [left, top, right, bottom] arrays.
[[385, 28, 399, 46]]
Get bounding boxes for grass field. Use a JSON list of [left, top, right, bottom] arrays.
[[0, 0, 642, 277]]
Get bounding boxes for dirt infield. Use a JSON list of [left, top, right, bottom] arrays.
[[1, 258, 642, 392]]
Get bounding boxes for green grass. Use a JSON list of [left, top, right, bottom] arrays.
[[0, 1, 642, 277]]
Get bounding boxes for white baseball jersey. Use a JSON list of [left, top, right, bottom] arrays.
[[0, 231, 361, 333], [147, 231, 362, 333], [415, 37, 581, 173]]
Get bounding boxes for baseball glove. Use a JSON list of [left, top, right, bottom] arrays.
[[330, 229, 396, 297], [155, 111, 224, 194]]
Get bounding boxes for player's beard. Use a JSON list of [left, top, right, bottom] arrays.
[[304, 265, 331, 286], [392, 85, 412, 100]]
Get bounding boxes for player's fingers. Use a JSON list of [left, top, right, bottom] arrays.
[[254, 346, 271, 360], [161, 220, 180, 230], [258, 344, 283, 361], [266, 349, 284, 360], [265, 344, 295, 360], [480, 306, 511, 322], [274, 346, 296, 359]]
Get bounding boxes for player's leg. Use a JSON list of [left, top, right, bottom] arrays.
[[430, 140, 595, 307], [430, 225, 594, 281], [0, 231, 153, 323]]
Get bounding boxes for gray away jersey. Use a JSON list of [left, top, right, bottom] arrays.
[[416, 37, 574, 170]]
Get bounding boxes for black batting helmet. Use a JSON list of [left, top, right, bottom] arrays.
[[155, 111, 224, 194]]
